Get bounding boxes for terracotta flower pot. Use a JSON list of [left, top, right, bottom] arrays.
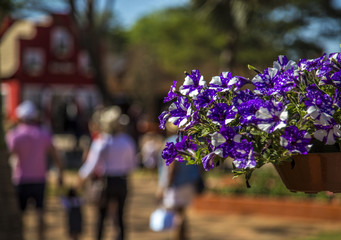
[[275, 153, 341, 193]]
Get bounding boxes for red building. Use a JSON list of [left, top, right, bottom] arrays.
[[0, 13, 101, 134]]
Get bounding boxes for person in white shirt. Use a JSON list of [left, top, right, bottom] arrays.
[[79, 106, 137, 240]]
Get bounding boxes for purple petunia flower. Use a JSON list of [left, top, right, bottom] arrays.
[[299, 54, 326, 72], [317, 53, 341, 87], [253, 66, 297, 96], [276, 68, 297, 93], [236, 98, 264, 125], [255, 100, 288, 133], [183, 110, 200, 131], [161, 135, 197, 165], [158, 111, 170, 130], [175, 135, 196, 153], [179, 70, 206, 97], [231, 140, 256, 169], [210, 126, 242, 158], [304, 84, 334, 124], [314, 119, 341, 145], [167, 97, 191, 128], [209, 71, 248, 91], [209, 71, 232, 91], [202, 152, 216, 171], [305, 84, 334, 113], [330, 70, 341, 88], [162, 142, 178, 165], [334, 89, 341, 108], [328, 52, 341, 66], [207, 103, 237, 126], [158, 51, 341, 178], [164, 81, 179, 103], [273, 55, 298, 72], [233, 89, 258, 107], [194, 88, 216, 109], [280, 126, 312, 154], [252, 67, 279, 95]]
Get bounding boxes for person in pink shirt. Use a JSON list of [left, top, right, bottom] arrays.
[[6, 100, 64, 240]]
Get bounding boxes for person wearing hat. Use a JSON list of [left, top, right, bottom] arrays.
[[5, 100, 64, 240], [79, 106, 137, 240]]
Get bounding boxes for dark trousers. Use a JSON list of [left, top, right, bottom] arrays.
[[97, 176, 128, 240], [16, 182, 46, 211]]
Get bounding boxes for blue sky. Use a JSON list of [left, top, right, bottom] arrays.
[[30, 0, 339, 53], [113, 0, 189, 28], [28, 0, 189, 29]]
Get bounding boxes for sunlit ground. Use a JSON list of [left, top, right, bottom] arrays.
[[20, 170, 341, 240]]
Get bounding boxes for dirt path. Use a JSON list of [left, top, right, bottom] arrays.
[[23, 171, 341, 240]]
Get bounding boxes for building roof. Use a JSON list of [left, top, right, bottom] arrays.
[[0, 13, 94, 85], [0, 19, 36, 78]]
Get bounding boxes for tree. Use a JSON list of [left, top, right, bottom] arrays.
[[0, 1, 24, 239], [67, 0, 117, 105], [125, 7, 227, 119], [128, 7, 226, 78], [191, 0, 341, 73], [191, 0, 252, 72]]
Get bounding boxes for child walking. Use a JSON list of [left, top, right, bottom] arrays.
[[60, 187, 83, 240]]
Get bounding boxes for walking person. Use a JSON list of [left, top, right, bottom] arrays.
[[156, 122, 201, 240], [79, 106, 137, 240], [5, 100, 64, 240], [60, 187, 83, 240]]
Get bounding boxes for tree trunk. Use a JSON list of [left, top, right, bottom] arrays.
[[86, 37, 112, 105], [220, 38, 238, 72], [0, 150, 23, 240], [68, 0, 113, 106], [0, 17, 23, 238]]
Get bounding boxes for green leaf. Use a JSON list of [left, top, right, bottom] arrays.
[[247, 64, 262, 74]]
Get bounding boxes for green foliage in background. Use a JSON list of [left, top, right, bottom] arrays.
[[128, 7, 226, 77], [295, 231, 341, 240], [127, 0, 341, 80]]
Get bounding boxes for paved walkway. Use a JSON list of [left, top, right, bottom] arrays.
[[23, 171, 341, 240]]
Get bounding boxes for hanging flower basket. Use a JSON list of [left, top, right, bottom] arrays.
[[158, 50, 341, 191], [275, 152, 341, 193]]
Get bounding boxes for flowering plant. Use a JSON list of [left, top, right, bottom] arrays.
[[159, 52, 341, 184]]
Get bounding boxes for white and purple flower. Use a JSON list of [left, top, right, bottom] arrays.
[[255, 101, 288, 133], [161, 135, 196, 165], [209, 71, 248, 92], [163, 81, 179, 103], [210, 126, 242, 158], [314, 120, 341, 145], [280, 126, 312, 154], [179, 69, 206, 97], [207, 103, 237, 126], [231, 140, 256, 169], [159, 51, 341, 179]]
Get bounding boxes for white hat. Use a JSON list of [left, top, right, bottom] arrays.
[[99, 106, 122, 134], [16, 100, 38, 121]]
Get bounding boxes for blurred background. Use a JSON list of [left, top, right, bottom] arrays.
[[1, 0, 341, 240], [1, 0, 341, 139]]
